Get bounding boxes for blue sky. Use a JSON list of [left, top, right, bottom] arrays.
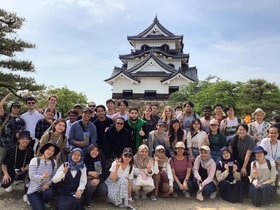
[[2, 0, 280, 105]]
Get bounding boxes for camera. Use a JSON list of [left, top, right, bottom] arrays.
[[14, 168, 23, 172]]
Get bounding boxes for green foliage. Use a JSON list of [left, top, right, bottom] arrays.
[[0, 8, 44, 99], [169, 76, 280, 117], [48, 86, 88, 117]]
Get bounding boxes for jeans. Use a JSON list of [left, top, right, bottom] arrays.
[[192, 177, 216, 195], [27, 187, 55, 210], [192, 148, 199, 159], [249, 183, 276, 207], [210, 151, 221, 165], [173, 178, 193, 193]]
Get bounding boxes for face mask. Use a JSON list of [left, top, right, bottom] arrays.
[[175, 111, 182, 115]]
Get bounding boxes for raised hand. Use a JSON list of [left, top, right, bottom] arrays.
[[147, 159, 153, 171], [63, 163, 70, 174], [115, 158, 121, 168], [42, 169, 48, 180], [154, 156, 159, 162], [139, 127, 145, 136], [164, 135, 171, 142]]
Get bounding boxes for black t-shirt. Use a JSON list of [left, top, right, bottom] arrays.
[[94, 118, 113, 149], [2, 145, 34, 171]]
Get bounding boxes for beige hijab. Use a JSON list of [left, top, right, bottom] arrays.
[[134, 144, 152, 169]]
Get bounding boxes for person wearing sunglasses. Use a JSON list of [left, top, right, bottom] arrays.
[[20, 96, 44, 151], [105, 147, 135, 210], [103, 117, 130, 165], [0, 93, 26, 175]]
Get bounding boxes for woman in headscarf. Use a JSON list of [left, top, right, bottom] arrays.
[[216, 147, 244, 203], [150, 145, 174, 201], [192, 146, 217, 201], [132, 144, 155, 200], [105, 148, 135, 210], [52, 148, 87, 210], [83, 144, 108, 208]]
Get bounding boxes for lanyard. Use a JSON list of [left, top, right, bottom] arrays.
[[270, 141, 278, 160], [14, 145, 28, 169]]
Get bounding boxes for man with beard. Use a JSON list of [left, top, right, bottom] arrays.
[[124, 107, 148, 154], [177, 101, 200, 133], [68, 107, 97, 155], [200, 105, 213, 133], [0, 93, 26, 174]]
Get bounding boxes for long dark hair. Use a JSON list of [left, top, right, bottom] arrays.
[[168, 119, 184, 143], [190, 118, 202, 135]]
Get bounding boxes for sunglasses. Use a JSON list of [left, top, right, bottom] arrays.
[[116, 122, 124, 125], [124, 154, 132, 158], [88, 105, 96, 107], [27, 102, 35, 105]]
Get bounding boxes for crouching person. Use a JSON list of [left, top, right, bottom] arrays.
[[83, 144, 108, 208], [132, 145, 155, 200], [27, 142, 59, 210], [52, 148, 87, 210], [1, 131, 34, 194], [105, 148, 135, 210], [150, 145, 174, 201]]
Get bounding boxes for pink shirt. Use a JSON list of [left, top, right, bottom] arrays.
[[170, 156, 192, 179]]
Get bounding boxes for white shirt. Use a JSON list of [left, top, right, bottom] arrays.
[[21, 111, 44, 139], [110, 161, 134, 180]]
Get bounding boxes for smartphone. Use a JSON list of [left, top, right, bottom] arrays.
[[14, 168, 23, 172], [227, 161, 234, 166]]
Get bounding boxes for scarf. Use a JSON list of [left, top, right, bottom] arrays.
[[200, 149, 214, 169], [68, 148, 84, 171], [154, 150, 169, 167], [84, 144, 99, 170], [127, 118, 146, 149], [134, 144, 152, 169]]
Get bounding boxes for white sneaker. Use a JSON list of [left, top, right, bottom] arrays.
[[210, 191, 217, 199], [5, 185, 13, 192], [172, 192, 178, 197], [13, 180, 20, 185], [183, 191, 190, 198], [23, 194, 28, 202]]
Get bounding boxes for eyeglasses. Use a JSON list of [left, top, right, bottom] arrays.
[[116, 122, 124, 125], [27, 102, 35, 105], [88, 105, 96, 107], [210, 124, 218, 126], [124, 154, 132, 158], [157, 150, 165, 153]]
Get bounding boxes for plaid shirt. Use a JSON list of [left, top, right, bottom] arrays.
[[35, 119, 53, 140]]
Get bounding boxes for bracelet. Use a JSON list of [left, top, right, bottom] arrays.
[[184, 179, 188, 182]]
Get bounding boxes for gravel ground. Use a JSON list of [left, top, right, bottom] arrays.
[[1, 184, 280, 210]]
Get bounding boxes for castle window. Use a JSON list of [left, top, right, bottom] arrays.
[[169, 86, 179, 94], [168, 63, 175, 68], [161, 44, 169, 52], [141, 44, 150, 52], [144, 90, 156, 98], [122, 90, 133, 98]]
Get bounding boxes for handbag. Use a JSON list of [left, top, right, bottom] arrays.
[[159, 169, 169, 183], [135, 171, 154, 187]]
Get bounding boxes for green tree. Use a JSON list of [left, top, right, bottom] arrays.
[[0, 9, 44, 99], [238, 79, 280, 116], [48, 86, 88, 117]]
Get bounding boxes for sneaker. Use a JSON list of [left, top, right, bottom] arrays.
[[196, 191, 204, 201], [26, 198, 31, 206], [172, 192, 178, 197], [13, 180, 20, 185], [266, 203, 272, 206], [210, 191, 217, 199], [4, 185, 13, 192], [183, 191, 190, 198], [150, 195, 157, 201], [126, 204, 136, 210], [45, 202, 51, 208], [133, 195, 140, 200], [23, 194, 28, 202]]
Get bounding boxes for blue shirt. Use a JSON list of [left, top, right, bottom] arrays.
[[68, 120, 97, 154]]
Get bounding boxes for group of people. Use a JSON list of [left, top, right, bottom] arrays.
[[0, 92, 280, 209]]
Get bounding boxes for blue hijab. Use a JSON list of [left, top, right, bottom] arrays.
[[68, 148, 84, 171]]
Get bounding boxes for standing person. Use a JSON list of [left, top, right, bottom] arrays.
[[213, 104, 225, 125], [132, 145, 155, 200], [219, 105, 243, 142], [160, 106, 175, 131], [1, 131, 33, 193], [78, 101, 97, 123], [0, 93, 26, 174], [150, 145, 174, 200], [73, 104, 83, 120], [35, 108, 55, 141], [174, 105, 182, 116], [142, 105, 157, 134], [103, 117, 130, 162], [42, 94, 62, 120], [271, 115, 280, 139], [229, 123, 255, 196], [186, 119, 209, 162], [216, 147, 244, 203], [208, 119, 227, 164], [177, 101, 200, 133], [65, 109, 79, 138], [105, 99, 116, 119], [124, 107, 147, 154], [167, 119, 187, 157], [52, 148, 87, 210], [83, 144, 108, 207], [260, 126, 280, 186], [170, 142, 193, 198], [27, 142, 60, 210], [93, 105, 113, 151], [37, 119, 67, 166], [192, 146, 217, 201], [248, 108, 270, 146], [68, 107, 97, 155], [20, 96, 44, 150], [105, 148, 135, 210], [112, 100, 129, 121], [147, 121, 170, 157], [151, 103, 160, 124], [249, 146, 277, 207], [200, 105, 213, 133]]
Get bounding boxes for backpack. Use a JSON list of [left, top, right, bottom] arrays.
[[253, 159, 271, 171]]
